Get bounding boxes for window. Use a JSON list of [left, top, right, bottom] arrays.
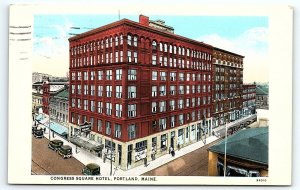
[[106, 70, 112, 80], [152, 86, 157, 97], [71, 72, 75, 80], [120, 51, 123, 62], [115, 124, 121, 138], [106, 102, 112, 116], [152, 41, 157, 50], [77, 99, 81, 108], [71, 85, 75, 94], [71, 98, 75, 108], [169, 100, 175, 110], [128, 86, 137, 98], [170, 116, 175, 128], [115, 51, 119, 63], [128, 69, 137, 80], [186, 85, 190, 94], [159, 118, 167, 131], [192, 98, 195, 107], [84, 100, 88, 110], [127, 51, 132, 62], [133, 36, 138, 47], [116, 69, 122, 80], [152, 102, 157, 113], [128, 104, 136, 117], [159, 101, 166, 112], [152, 54, 157, 65], [179, 114, 184, 125], [127, 35, 132, 46], [133, 51, 138, 63], [170, 72, 176, 81], [97, 119, 102, 132], [186, 98, 190, 107], [90, 85, 95, 96], [120, 35, 123, 45], [179, 72, 184, 81], [106, 121, 111, 135], [115, 36, 119, 46], [90, 71, 95, 80], [90, 100, 95, 112], [186, 73, 190, 81], [159, 85, 166, 96], [152, 71, 157, 80], [192, 85, 195, 94], [98, 85, 103, 97], [116, 104, 122, 118], [170, 85, 176, 95], [98, 101, 103, 113], [84, 71, 88, 80], [98, 70, 103, 80], [160, 134, 167, 150], [178, 99, 184, 109], [164, 43, 168, 52], [84, 85, 88, 95], [159, 43, 163, 51], [160, 71, 166, 81], [128, 124, 136, 139], [163, 57, 167, 66], [116, 86, 122, 98], [179, 85, 184, 95], [106, 85, 112, 97]]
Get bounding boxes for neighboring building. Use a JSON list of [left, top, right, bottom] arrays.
[[68, 15, 214, 170], [32, 72, 52, 83], [212, 47, 244, 127], [50, 87, 69, 126], [256, 84, 269, 110], [208, 127, 268, 177], [242, 84, 256, 116], [32, 81, 44, 113], [42, 80, 68, 115]]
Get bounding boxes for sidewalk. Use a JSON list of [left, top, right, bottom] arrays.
[[37, 114, 219, 176]]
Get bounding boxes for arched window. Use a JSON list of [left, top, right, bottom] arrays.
[[178, 47, 181, 55], [127, 34, 132, 46], [182, 48, 185, 56], [120, 34, 123, 45], [101, 40, 104, 49], [169, 45, 172, 53], [187, 49, 190, 56], [115, 36, 119, 46], [133, 36, 138, 47], [105, 38, 109, 48], [164, 43, 168, 52], [174, 46, 177, 54], [159, 43, 163, 51], [110, 37, 113, 47], [152, 41, 157, 50]]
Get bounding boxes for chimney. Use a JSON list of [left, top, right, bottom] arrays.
[[139, 15, 149, 26]]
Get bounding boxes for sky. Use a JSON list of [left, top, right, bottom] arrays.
[[33, 15, 268, 83]]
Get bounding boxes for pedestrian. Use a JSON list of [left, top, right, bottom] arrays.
[[170, 146, 173, 156], [177, 143, 180, 151], [103, 152, 106, 163], [144, 157, 147, 167]]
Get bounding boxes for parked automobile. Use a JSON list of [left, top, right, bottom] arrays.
[[57, 145, 72, 159], [82, 163, 100, 176], [33, 127, 44, 138], [48, 139, 63, 151]]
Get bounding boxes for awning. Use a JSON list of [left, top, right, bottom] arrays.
[[69, 136, 100, 151], [44, 120, 68, 136]]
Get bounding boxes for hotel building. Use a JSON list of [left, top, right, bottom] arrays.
[[68, 15, 214, 170]]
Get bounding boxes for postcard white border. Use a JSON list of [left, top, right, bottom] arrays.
[[8, 3, 293, 185]]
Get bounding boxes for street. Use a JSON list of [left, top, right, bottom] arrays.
[[142, 139, 221, 176], [31, 135, 84, 175]]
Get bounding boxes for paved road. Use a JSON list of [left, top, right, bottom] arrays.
[[142, 139, 222, 176], [31, 135, 85, 175]]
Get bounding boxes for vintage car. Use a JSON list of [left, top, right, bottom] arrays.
[[82, 163, 100, 176], [48, 139, 63, 151], [33, 127, 44, 138], [57, 145, 72, 159]]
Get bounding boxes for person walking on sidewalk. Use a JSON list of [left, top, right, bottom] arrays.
[[144, 157, 147, 167]]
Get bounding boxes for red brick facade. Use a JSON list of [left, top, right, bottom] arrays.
[[68, 16, 214, 143]]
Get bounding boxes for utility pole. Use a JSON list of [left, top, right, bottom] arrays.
[[224, 118, 228, 177]]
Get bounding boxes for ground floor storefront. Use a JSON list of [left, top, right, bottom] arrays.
[[68, 119, 213, 171]]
